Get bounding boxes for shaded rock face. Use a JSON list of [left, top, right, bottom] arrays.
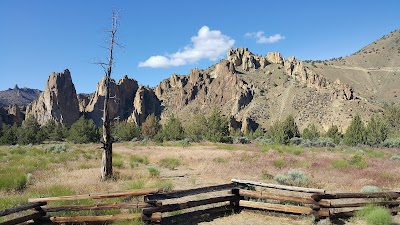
[[127, 85, 162, 126], [85, 75, 139, 126], [0, 104, 24, 126], [26, 69, 80, 126], [77, 94, 91, 112], [332, 79, 354, 100]]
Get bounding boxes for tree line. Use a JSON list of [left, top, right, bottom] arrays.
[[0, 105, 399, 147]]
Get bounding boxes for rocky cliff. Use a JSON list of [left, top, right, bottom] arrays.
[[26, 69, 80, 126], [83, 75, 139, 126]]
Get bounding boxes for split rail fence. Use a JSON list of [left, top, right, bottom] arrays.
[[1, 179, 399, 224]]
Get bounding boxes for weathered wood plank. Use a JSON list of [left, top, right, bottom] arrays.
[[143, 195, 239, 214], [162, 205, 234, 224], [231, 179, 325, 194], [0, 211, 45, 225], [28, 188, 159, 203], [329, 201, 400, 208], [145, 183, 240, 201], [0, 202, 46, 217], [42, 202, 151, 212], [312, 192, 400, 201], [238, 189, 329, 206], [239, 200, 314, 215], [49, 213, 142, 223]]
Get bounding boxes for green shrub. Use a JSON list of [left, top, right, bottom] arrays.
[[273, 159, 286, 168], [0, 172, 27, 192], [112, 153, 124, 168], [159, 157, 181, 170], [129, 155, 149, 168], [68, 116, 100, 144], [344, 114, 366, 146], [302, 123, 320, 140], [148, 167, 160, 178], [112, 121, 140, 142], [274, 169, 310, 187], [330, 159, 350, 169], [161, 114, 184, 141], [127, 179, 145, 190], [390, 154, 400, 160], [45, 144, 68, 154], [233, 137, 250, 144], [301, 137, 336, 147], [382, 138, 400, 148], [350, 154, 368, 169], [361, 185, 381, 193], [184, 114, 207, 142], [179, 138, 191, 147], [356, 205, 392, 225]]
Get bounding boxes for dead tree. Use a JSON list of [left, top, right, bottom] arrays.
[[99, 10, 119, 180]]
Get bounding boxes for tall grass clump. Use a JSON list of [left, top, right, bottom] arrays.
[[0, 172, 27, 192], [129, 155, 149, 168], [159, 157, 181, 170], [356, 205, 392, 225]]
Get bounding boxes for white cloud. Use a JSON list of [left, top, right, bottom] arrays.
[[139, 26, 235, 68], [245, 31, 285, 44]]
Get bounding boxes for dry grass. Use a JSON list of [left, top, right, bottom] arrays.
[[1, 142, 400, 224]]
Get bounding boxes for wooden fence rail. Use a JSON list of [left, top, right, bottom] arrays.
[[1, 179, 399, 224]]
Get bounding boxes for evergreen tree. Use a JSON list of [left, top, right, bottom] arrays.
[[383, 104, 400, 137], [185, 114, 208, 141], [344, 114, 366, 146], [18, 117, 44, 145], [273, 115, 300, 144], [68, 116, 100, 143], [366, 114, 388, 146], [42, 120, 67, 142], [112, 121, 140, 141], [161, 114, 184, 141], [0, 124, 18, 145], [325, 125, 342, 144], [302, 123, 320, 140], [141, 114, 160, 138], [205, 109, 229, 142]]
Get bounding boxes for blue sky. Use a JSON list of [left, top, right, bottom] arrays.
[[0, 1, 399, 93]]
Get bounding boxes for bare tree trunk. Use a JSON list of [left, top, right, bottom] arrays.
[[101, 11, 118, 181]]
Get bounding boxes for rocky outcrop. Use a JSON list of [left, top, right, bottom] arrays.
[[266, 52, 284, 65], [284, 57, 327, 89], [0, 104, 24, 126], [85, 75, 138, 126], [227, 48, 286, 71], [127, 85, 161, 126], [332, 79, 354, 100], [77, 94, 91, 112], [26, 69, 80, 126]]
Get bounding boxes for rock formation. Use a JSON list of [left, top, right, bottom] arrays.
[[85, 75, 139, 126], [127, 85, 161, 126], [0, 104, 24, 126], [26, 69, 80, 126]]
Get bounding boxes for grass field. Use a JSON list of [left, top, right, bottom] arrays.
[[1, 141, 400, 224]]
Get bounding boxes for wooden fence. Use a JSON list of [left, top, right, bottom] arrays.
[[1, 179, 399, 224]]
